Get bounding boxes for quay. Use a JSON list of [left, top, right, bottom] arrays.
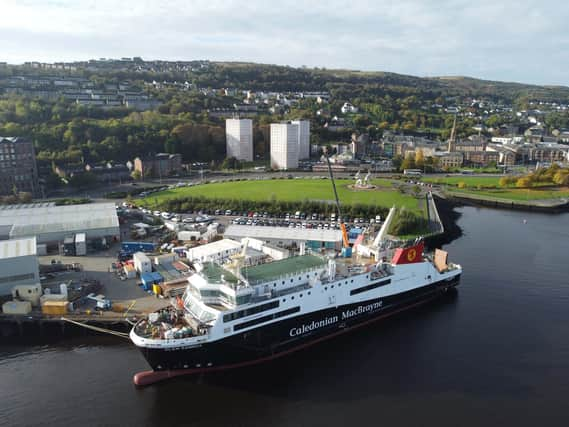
[[0, 312, 135, 339]]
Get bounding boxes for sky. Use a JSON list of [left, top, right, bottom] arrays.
[[1, 0, 568, 86]]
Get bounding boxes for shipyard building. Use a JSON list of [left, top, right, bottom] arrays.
[[0, 237, 40, 295], [0, 202, 120, 247]]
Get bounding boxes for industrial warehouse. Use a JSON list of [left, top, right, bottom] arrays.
[[0, 237, 40, 296], [0, 202, 120, 248]]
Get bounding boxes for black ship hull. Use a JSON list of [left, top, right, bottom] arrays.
[[137, 275, 460, 373]]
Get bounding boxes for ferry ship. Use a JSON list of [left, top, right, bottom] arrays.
[[130, 219, 461, 385]]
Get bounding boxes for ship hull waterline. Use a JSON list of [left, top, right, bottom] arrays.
[[133, 276, 460, 386]]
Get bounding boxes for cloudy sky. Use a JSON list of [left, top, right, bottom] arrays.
[[1, 0, 567, 86]]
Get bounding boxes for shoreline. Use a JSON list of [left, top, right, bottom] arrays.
[[444, 192, 569, 213]]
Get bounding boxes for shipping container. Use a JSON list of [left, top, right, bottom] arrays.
[[133, 252, 152, 274], [75, 233, 87, 256], [123, 264, 137, 279], [154, 253, 177, 266], [120, 241, 157, 256], [42, 300, 68, 315], [2, 300, 32, 315], [140, 271, 164, 291]]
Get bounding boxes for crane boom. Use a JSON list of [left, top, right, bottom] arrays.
[[324, 150, 350, 249]]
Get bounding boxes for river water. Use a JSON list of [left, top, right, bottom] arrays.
[[2, 206, 569, 427]]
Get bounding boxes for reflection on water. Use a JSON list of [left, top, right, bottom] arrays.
[[2, 207, 569, 427]]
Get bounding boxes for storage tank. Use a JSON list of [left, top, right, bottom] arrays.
[[12, 283, 42, 307], [75, 233, 87, 256]]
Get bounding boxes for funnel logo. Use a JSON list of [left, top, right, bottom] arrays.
[[406, 248, 417, 262]]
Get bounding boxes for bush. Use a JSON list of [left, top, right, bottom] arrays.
[[53, 198, 91, 206], [457, 181, 467, 189], [388, 209, 429, 236]]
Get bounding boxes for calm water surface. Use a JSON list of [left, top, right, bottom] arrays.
[[2, 206, 569, 427]]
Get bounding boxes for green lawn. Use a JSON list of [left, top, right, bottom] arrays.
[[141, 178, 422, 212], [422, 176, 502, 186]]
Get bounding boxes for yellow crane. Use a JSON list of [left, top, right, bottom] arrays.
[[323, 149, 351, 257]]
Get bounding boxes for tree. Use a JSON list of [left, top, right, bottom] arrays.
[[392, 155, 403, 171], [415, 149, 425, 171], [68, 172, 97, 189], [516, 177, 534, 188], [401, 157, 416, 171], [131, 170, 142, 180]]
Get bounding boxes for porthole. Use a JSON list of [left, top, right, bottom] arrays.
[[300, 293, 303, 297], [324, 287, 328, 290], [291, 296, 295, 300], [331, 285, 334, 288]]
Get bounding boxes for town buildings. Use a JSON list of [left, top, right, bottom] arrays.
[[226, 119, 253, 161], [270, 123, 299, 170], [0, 137, 39, 197], [134, 153, 182, 178]]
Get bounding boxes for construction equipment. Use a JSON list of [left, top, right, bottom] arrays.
[[323, 149, 351, 257]]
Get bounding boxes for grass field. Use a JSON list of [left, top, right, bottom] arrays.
[[422, 176, 502, 186], [140, 178, 423, 212]]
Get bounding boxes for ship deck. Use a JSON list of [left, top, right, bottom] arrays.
[[241, 255, 327, 284]]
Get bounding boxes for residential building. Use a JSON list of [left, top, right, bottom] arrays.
[[0, 137, 39, 197], [434, 152, 464, 169], [225, 119, 253, 161], [291, 120, 310, 160], [134, 153, 182, 178], [270, 123, 299, 170]]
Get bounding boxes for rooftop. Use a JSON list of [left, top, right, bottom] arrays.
[[187, 239, 242, 258], [225, 225, 343, 243], [0, 237, 36, 259], [0, 203, 119, 238], [242, 255, 326, 284]]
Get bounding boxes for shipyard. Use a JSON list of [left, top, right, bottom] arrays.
[[3, 3, 569, 424]]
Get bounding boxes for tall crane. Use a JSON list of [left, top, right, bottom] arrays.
[[323, 149, 351, 256]]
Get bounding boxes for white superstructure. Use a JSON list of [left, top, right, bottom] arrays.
[[226, 119, 253, 162]]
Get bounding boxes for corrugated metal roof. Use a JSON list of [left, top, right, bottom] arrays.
[[188, 239, 242, 258], [0, 203, 119, 238], [225, 225, 342, 243], [0, 237, 36, 259]]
